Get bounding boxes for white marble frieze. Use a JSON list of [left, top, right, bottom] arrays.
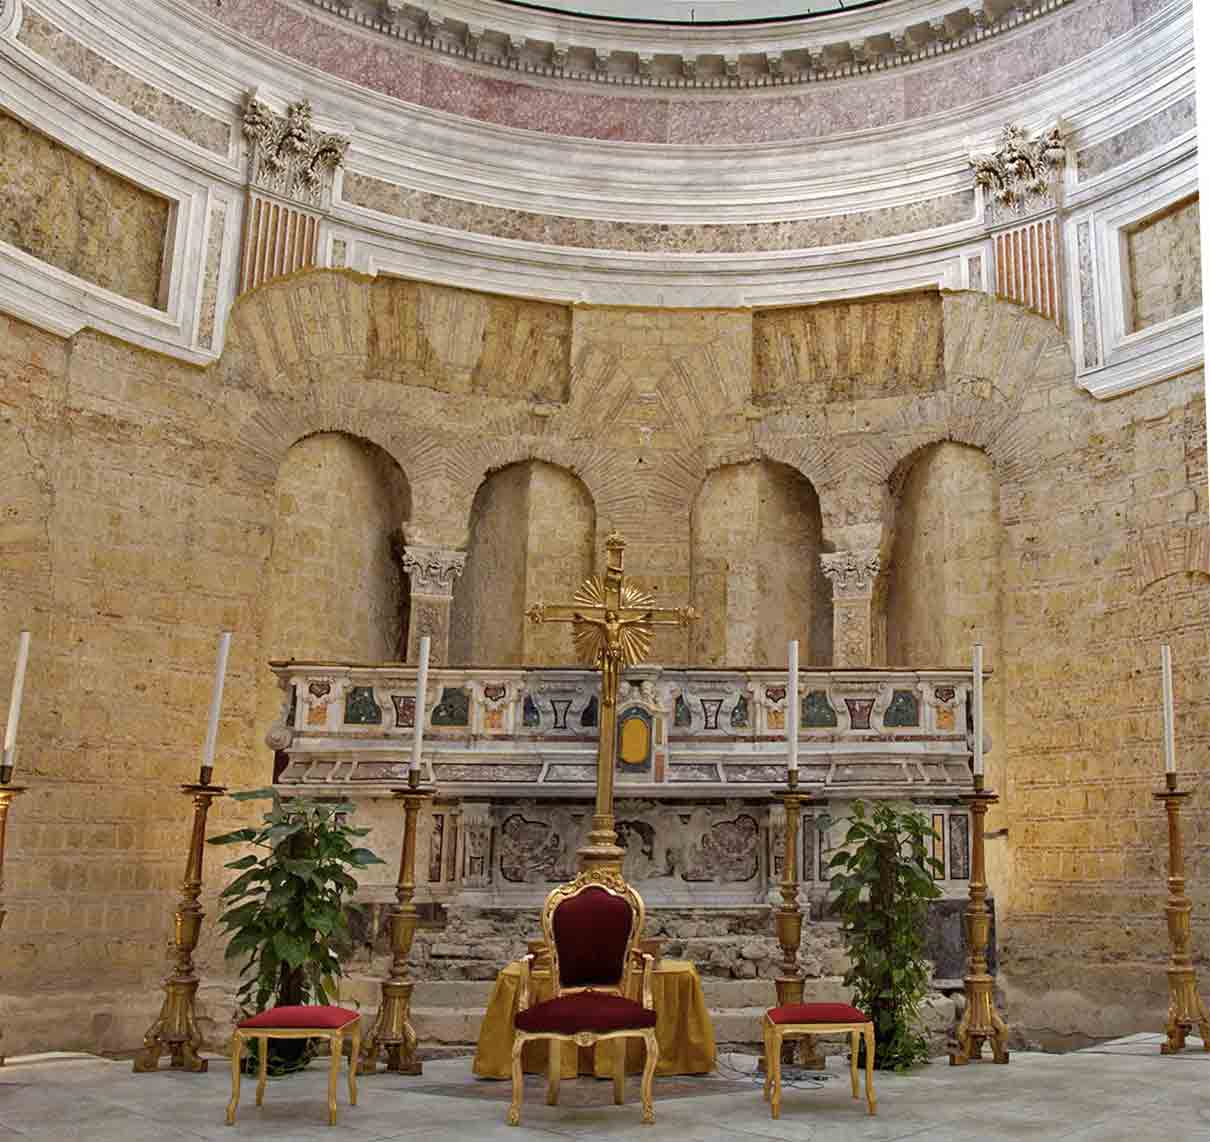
[[269, 661, 977, 799]]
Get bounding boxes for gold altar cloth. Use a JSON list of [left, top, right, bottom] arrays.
[[472, 958, 717, 1079]]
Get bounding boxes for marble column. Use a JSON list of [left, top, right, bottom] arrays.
[[401, 545, 466, 665], [820, 551, 882, 667]]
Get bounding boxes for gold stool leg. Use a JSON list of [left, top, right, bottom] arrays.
[[864, 1025, 877, 1116], [507, 1035, 524, 1126], [327, 1031, 340, 1126], [348, 1023, 360, 1107], [849, 1029, 859, 1099], [255, 1035, 268, 1107], [613, 1039, 625, 1106], [226, 1033, 242, 1125], [547, 1039, 561, 1107], [762, 1019, 772, 1104], [770, 1028, 783, 1120]]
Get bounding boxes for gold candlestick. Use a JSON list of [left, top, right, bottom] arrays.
[[1154, 771, 1210, 1054], [359, 771, 431, 1074], [0, 783, 25, 1066], [133, 780, 226, 1073], [773, 772, 823, 1069], [949, 775, 1009, 1065]]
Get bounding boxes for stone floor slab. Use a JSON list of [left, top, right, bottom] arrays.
[[0, 1037, 1208, 1141]]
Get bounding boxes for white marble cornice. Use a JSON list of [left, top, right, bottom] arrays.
[[306, 0, 1076, 89]]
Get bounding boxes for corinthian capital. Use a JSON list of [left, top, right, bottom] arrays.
[[241, 93, 349, 207], [402, 544, 467, 596], [819, 550, 881, 596]]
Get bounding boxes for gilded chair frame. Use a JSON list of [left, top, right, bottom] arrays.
[[762, 1014, 876, 1119], [508, 868, 659, 1127], [227, 1018, 361, 1127]]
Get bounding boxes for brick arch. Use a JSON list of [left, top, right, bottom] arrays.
[[1131, 527, 1210, 594], [866, 387, 1045, 491], [444, 410, 642, 544]]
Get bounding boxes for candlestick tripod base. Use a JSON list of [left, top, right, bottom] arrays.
[[1155, 780, 1210, 1055], [133, 783, 226, 1074], [0, 785, 26, 1067], [949, 781, 1009, 1066]]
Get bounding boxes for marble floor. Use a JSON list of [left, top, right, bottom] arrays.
[[0, 1035, 1206, 1142]]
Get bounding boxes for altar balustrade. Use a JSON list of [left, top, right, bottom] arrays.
[[268, 663, 978, 916], [269, 663, 976, 797]]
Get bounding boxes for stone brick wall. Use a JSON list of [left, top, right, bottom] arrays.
[[0, 271, 1206, 1053], [691, 462, 829, 666], [450, 460, 595, 665], [450, 463, 529, 665], [0, 110, 170, 309], [521, 462, 595, 666], [885, 442, 1005, 885], [259, 433, 410, 725], [1127, 195, 1202, 331]]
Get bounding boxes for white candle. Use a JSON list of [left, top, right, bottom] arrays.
[[972, 643, 984, 777], [788, 639, 799, 772], [411, 636, 431, 773], [3, 631, 31, 769], [200, 632, 232, 772], [1161, 644, 1176, 774]]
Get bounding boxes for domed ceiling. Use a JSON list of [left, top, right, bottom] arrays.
[[498, 0, 894, 21]]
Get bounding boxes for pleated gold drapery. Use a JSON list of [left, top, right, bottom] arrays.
[[472, 959, 717, 1079]]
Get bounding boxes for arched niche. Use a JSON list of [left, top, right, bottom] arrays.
[[449, 460, 595, 665], [262, 431, 411, 669], [884, 442, 1002, 668], [691, 460, 831, 666]]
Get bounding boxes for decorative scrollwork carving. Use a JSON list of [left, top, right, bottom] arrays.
[[401, 545, 467, 596], [241, 93, 349, 207], [819, 550, 881, 596], [971, 123, 1067, 213]]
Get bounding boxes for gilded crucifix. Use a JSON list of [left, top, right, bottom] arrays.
[[527, 531, 698, 872]]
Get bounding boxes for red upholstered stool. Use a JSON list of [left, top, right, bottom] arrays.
[[762, 1003, 875, 1119], [226, 1005, 361, 1126]]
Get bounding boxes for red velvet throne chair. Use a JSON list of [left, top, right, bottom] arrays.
[[508, 869, 659, 1127]]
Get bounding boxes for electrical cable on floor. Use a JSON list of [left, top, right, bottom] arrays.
[[713, 1052, 834, 1090]]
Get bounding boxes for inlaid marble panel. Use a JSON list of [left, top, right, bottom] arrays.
[[344, 172, 973, 253], [197, 202, 227, 350], [184, 0, 1148, 145], [1076, 95, 1198, 181], [18, 8, 230, 154]]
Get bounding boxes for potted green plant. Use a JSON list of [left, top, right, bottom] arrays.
[[827, 799, 943, 1071], [209, 788, 384, 1072]]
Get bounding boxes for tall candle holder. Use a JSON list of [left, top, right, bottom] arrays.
[[773, 772, 824, 1070], [948, 774, 1009, 1065], [1154, 771, 1210, 1053], [0, 781, 25, 1066], [359, 770, 431, 1074], [133, 777, 226, 1073]]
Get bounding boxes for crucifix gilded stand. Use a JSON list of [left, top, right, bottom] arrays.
[[528, 531, 698, 873]]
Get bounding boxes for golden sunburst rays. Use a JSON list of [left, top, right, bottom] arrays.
[[570, 577, 657, 667]]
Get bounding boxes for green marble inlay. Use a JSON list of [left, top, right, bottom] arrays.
[[344, 686, 382, 725], [522, 694, 540, 727], [884, 689, 920, 727], [730, 695, 749, 728], [802, 690, 837, 727], [674, 695, 692, 727], [580, 695, 599, 728], [432, 687, 470, 726]]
